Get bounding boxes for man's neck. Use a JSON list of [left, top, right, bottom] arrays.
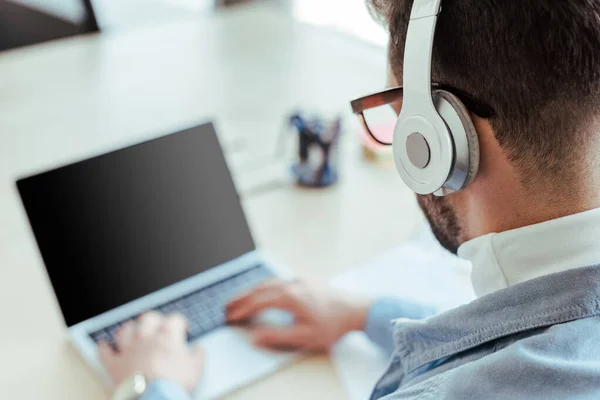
[[463, 187, 600, 242], [464, 118, 600, 240]]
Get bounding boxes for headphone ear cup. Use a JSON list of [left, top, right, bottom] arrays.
[[432, 90, 480, 190]]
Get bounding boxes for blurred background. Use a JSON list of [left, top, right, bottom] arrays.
[[0, 0, 386, 51], [0, 2, 436, 399]]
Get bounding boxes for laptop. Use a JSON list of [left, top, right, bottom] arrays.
[[0, 0, 99, 52], [16, 123, 297, 399]]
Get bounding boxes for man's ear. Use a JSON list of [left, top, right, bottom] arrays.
[[470, 114, 494, 146], [468, 113, 500, 181]]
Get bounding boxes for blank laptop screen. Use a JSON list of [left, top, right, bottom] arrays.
[[17, 123, 256, 327]]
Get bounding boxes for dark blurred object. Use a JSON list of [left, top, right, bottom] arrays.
[[0, 0, 98, 52], [216, 0, 253, 6], [289, 113, 342, 188]]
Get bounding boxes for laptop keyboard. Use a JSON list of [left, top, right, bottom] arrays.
[[89, 264, 274, 346]]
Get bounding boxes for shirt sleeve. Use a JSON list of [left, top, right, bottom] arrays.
[[364, 297, 438, 357], [140, 380, 192, 400]]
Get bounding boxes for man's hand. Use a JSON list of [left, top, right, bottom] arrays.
[[98, 312, 204, 394], [226, 280, 372, 351]]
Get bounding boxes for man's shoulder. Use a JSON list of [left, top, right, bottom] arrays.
[[441, 316, 600, 399], [388, 317, 600, 400]]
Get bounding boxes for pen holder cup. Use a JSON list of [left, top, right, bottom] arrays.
[[289, 114, 342, 188]]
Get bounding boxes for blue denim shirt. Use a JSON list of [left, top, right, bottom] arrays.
[[142, 264, 600, 399], [369, 264, 600, 399]]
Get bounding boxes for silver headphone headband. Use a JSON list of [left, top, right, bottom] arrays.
[[401, 0, 442, 116], [411, 0, 442, 18]]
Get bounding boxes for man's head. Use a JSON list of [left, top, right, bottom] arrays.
[[372, 0, 600, 253]]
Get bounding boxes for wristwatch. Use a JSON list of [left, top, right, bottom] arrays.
[[112, 373, 148, 400]]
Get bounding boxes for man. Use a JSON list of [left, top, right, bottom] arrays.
[[99, 0, 600, 398]]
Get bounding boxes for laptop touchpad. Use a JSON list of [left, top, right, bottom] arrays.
[[194, 328, 298, 399]]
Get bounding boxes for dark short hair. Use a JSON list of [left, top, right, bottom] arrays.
[[370, 0, 600, 189]]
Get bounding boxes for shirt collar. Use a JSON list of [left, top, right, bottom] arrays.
[[458, 208, 600, 298]]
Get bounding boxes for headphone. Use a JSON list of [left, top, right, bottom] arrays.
[[393, 0, 479, 196]]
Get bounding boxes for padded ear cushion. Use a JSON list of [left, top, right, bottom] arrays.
[[433, 90, 480, 189]]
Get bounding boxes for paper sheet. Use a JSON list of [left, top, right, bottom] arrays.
[[330, 235, 476, 400]]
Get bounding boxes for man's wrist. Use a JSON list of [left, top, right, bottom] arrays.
[[112, 373, 148, 400], [341, 294, 373, 333]]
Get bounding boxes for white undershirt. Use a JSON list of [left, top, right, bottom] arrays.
[[458, 208, 600, 298]]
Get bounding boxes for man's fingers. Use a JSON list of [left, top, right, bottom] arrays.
[[137, 311, 163, 337], [160, 313, 189, 341], [115, 321, 135, 350], [250, 326, 312, 350], [227, 285, 296, 322], [226, 281, 283, 320], [227, 280, 281, 310], [97, 341, 117, 367]]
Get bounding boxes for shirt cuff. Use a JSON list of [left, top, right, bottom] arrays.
[[364, 297, 438, 357], [140, 380, 192, 400]]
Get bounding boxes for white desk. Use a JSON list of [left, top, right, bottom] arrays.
[[0, 5, 423, 399]]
